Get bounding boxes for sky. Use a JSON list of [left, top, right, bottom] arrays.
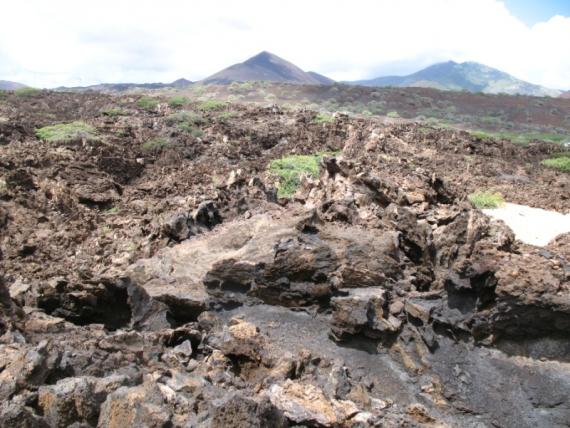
[[1, 0, 569, 90]]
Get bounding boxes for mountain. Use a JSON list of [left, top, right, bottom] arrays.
[[0, 80, 27, 90], [561, 91, 570, 99], [56, 78, 192, 93], [306, 71, 335, 85], [350, 61, 561, 97], [202, 51, 334, 85]]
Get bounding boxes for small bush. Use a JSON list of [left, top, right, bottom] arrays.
[[217, 111, 235, 122], [387, 111, 400, 118], [541, 154, 570, 172], [142, 138, 169, 151], [269, 152, 337, 197], [137, 96, 159, 110], [468, 191, 505, 209], [36, 121, 98, 143], [15, 87, 41, 97], [313, 113, 334, 124], [198, 100, 226, 111], [178, 123, 204, 137], [166, 111, 204, 126], [168, 96, 189, 107]]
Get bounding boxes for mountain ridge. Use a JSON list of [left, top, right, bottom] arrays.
[[350, 61, 561, 97]]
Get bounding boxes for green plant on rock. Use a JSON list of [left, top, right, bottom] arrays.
[[168, 96, 189, 107], [387, 111, 400, 118], [540, 153, 570, 172], [468, 191, 505, 209], [36, 121, 98, 143], [313, 113, 334, 124], [269, 152, 338, 198], [166, 111, 204, 126], [137, 96, 159, 110], [178, 122, 204, 137], [198, 100, 226, 111], [142, 138, 169, 152]]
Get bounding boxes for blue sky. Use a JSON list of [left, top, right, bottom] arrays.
[[504, 0, 570, 25]]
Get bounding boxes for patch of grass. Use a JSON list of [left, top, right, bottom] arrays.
[[15, 87, 41, 97], [36, 121, 98, 143], [387, 111, 400, 118], [468, 191, 505, 209], [137, 96, 159, 111], [313, 113, 334, 124], [198, 100, 226, 111], [168, 96, 189, 107], [142, 138, 169, 152], [269, 152, 338, 197], [541, 154, 570, 172], [101, 107, 126, 117], [105, 207, 120, 215]]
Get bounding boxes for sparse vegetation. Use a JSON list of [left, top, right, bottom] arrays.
[[178, 122, 204, 137], [15, 87, 41, 97], [269, 152, 338, 197], [387, 111, 400, 118], [166, 111, 204, 126], [142, 138, 170, 151], [218, 111, 235, 122], [469, 129, 569, 145], [105, 207, 120, 215], [540, 153, 570, 172], [137, 96, 159, 110], [101, 107, 126, 117], [468, 191, 505, 209], [198, 100, 226, 111], [168, 96, 189, 107], [313, 113, 334, 124], [36, 121, 98, 143]]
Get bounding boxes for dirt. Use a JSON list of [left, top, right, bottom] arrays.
[[0, 91, 569, 427]]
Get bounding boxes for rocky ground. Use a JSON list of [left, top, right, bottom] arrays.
[[0, 91, 569, 427]]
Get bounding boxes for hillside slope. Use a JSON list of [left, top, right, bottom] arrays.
[[351, 61, 560, 97], [0, 80, 26, 90]]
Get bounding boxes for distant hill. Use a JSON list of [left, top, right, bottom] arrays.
[[0, 80, 27, 90], [561, 91, 570, 99], [350, 61, 561, 97], [56, 78, 192, 93], [202, 51, 334, 85]]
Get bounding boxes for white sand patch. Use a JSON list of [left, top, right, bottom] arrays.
[[483, 203, 570, 247]]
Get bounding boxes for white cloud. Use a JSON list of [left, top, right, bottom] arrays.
[[0, 0, 568, 89]]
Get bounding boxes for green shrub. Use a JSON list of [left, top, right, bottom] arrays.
[[541, 154, 570, 172], [198, 100, 226, 111], [36, 121, 98, 143], [313, 113, 334, 124], [269, 152, 337, 197], [168, 96, 189, 107], [142, 138, 169, 151], [468, 191, 505, 209], [15, 87, 41, 97], [166, 111, 204, 126], [217, 111, 235, 122], [387, 111, 400, 118], [101, 107, 126, 117], [137, 96, 159, 110], [178, 122, 204, 137]]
